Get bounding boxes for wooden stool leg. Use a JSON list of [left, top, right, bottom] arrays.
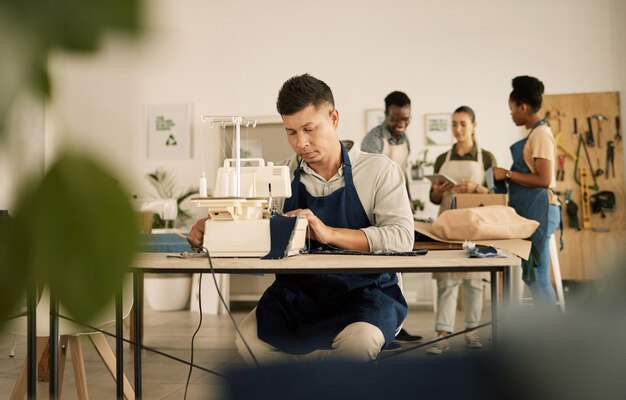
[[549, 235, 566, 312], [11, 337, 48, 400], [37, 339, 50, 381], [68, 336, 89, 400], [88, 333, 135, 400]]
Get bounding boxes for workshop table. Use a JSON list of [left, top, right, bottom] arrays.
[[121, 250, 521, 399]]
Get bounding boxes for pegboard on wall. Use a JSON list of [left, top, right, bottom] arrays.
[[542, 92, 625, 280]]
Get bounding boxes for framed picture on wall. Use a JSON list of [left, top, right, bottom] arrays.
[[147, 103, 192, 160], [424, 113, 452, 145], [365, 108, 385, 132]]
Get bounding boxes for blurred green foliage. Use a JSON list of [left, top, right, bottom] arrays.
[[0, 0, 141, 136], [0, 211, 28, 319], [0, 0, 143, 324]]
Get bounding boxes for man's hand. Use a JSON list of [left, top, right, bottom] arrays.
[[284, 208, 331, 244], [187, 217, 209, 250]]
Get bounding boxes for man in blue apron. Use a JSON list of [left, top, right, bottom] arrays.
[[226, 74, 415, 364]]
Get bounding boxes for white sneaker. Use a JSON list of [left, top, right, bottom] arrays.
[[464, 331, 483, 349], [426, 337, 450, 355]]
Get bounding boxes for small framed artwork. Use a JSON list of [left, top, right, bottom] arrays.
[[147, 103, 192, 160], [424, 113, 453, 145], [365, 108, 385, 132]]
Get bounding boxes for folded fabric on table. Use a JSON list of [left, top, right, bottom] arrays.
[[432, 205, 539, 241], [137, 233, 191, 253]]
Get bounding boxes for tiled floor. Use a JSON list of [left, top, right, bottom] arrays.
[[0, 302, 492, 399]]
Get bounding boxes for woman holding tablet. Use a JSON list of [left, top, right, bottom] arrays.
[[427, 106, 497, 354]]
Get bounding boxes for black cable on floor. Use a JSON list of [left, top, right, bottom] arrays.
[[184, 273, 204, 399], [372, 322, 492, 362], [202, 246, 260, 367]]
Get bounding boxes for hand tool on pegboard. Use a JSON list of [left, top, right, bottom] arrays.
[[545, 109, 564, 135], [574, 134, 599, 190], [579, 166, 592, 229], [548, 111, 577, 159], [572, 117, 580, 138], [606, 140, 615, 178], [591, 114, 608, 149], [586, 117, 595, 147], [595, 158, 603, 178], [590, 190, 613, 232], [564, 189, 580, 230], [556, 154, 565, 181], [590, 191, 615, 219], [555, 133, 577, 160], [615, 116, 622, 141]]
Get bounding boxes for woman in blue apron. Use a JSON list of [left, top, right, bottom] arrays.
[[255, 143, 407, 357], [493, 76, 560, 305]]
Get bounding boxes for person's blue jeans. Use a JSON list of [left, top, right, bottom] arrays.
[[527, 204, 560, 305]]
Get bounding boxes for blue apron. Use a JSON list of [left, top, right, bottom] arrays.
[[508, 120, 549, 283], [256, 143, 407, 355]]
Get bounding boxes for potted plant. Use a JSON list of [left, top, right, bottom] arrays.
[[411, 199, 426, 212], [145, 169, 198, 229], [411, 149, 433, 180]]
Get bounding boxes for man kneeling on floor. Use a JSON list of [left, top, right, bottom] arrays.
[[189, 74, 414, 364]]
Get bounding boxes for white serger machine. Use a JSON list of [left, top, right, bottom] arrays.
[[191, 116, 308, 257]]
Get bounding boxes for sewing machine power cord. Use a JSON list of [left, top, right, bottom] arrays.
[[183, 246, 261, 398]]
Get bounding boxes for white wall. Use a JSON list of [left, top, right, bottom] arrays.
[[41, 0, 626, 226]]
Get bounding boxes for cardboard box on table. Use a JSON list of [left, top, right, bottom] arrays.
[[454, 193, 508, 209]]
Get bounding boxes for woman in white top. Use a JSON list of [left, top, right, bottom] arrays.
[[427, 106, 497, 354]]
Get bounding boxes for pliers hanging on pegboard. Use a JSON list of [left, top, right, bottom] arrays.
[[556, 154, 565, 181], [606, 141, 615, 178]]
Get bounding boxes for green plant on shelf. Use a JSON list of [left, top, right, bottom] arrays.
[[411, 149, 434, 180], [411, 199, 425, 211]]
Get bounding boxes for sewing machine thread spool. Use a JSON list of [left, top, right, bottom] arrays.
[[218, 170, 229, 197], [199, 172, 208, 197]]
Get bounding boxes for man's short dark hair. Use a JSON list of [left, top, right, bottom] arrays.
[[276, 74, 335, 116], [384, 91, 411, 114]]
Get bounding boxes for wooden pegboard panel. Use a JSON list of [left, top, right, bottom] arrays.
[[542, 92, 625, 280]]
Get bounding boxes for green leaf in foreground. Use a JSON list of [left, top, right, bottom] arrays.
[[13, 152, 138, 322]]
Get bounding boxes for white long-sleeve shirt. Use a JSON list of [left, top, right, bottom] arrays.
[[277, 144, 414, 252]]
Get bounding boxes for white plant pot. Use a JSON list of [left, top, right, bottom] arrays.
[[144, 273, 192, 311]]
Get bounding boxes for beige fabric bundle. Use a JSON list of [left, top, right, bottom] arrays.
[[432, 205, 539, 241]]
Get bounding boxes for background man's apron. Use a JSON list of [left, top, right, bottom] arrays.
[[382, 136, 411, 200], [435, 145, 485, 281], [507, 120, 549, 283], [256, 144, 407, 355]]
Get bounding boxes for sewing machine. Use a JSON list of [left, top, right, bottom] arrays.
[[191, 116, 308, 257]]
